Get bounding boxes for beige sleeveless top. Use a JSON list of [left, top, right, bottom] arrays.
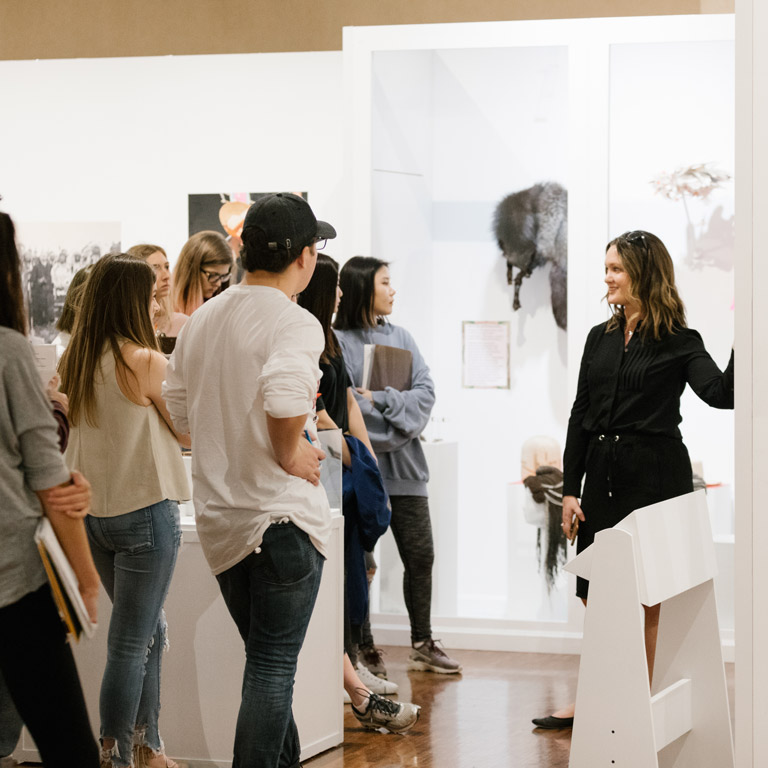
[[65, 349, 190, 517]]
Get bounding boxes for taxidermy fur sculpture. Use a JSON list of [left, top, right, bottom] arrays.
[[493, 181, 568, 330]]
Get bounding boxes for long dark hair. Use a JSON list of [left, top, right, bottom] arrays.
[[334, 256, 389, 331], [0, 213, 27, 335], [59, 254, 158, 427], [605, 230, 686, 340], [297, 253, 341, 363]]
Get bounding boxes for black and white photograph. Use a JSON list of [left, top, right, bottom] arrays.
[[16, 221, 121, 342]]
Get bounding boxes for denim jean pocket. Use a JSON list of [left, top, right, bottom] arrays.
[[257, 524, 317, 586], [103, 508, 155, 554]]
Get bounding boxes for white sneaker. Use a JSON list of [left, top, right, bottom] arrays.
[[356, 661, 398, 695], [343, 688, 351, 704]]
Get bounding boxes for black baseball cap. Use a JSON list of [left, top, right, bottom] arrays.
[[242, 193, 336, 251]]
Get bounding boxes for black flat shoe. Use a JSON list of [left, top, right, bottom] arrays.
[[532, 715, 574, 729]]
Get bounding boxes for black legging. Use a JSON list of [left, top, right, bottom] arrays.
[[389, 495, 435, 644], [0, 584, 99, 768]]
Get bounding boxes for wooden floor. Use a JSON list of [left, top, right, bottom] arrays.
[[305, 646, 736, 768]]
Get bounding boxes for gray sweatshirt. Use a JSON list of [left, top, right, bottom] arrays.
[[336, 323, 435, 497], [0, 328, 70, 609]]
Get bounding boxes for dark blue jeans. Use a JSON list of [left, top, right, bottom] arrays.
[[216, 522, 324, 768]]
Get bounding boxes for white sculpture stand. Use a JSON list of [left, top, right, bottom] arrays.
[[565, 490, 734, 768]]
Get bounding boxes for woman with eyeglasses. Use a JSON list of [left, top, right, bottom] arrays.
[[59, 254, 191, 767], [172, 231, 233, 317], [532, 230, 734, 730], [127, 244, 189, 338]]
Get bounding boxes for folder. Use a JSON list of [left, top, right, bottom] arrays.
[[34, 517, 97, 641], [361, 344, 413, 392]]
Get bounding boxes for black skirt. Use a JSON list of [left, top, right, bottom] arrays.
[[575, 433, 693, 599]]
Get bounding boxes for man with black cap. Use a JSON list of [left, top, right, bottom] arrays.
[[164, 193, 336, 767]]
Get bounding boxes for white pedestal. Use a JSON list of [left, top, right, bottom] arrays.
[[375, 440, 458, 619], [566, 491, 734, 768], [16, 511, 344, 767]]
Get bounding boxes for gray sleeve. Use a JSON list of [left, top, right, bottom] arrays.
[[4, 340, 70, 491]]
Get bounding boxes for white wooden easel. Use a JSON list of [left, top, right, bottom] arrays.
[[565, 490, 734, 768]]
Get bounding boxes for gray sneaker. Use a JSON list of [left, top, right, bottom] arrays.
[[352, 692, 420, 733], [408, 638, 462, 674], [358, 644, 388, 678]]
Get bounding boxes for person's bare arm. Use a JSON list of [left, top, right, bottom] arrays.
[[36, 476, 100, 623], [142, 349, 192, 448], [267, 414, 326, 485]]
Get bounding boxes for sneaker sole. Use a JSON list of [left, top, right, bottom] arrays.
[[407, 659, 463, 674]]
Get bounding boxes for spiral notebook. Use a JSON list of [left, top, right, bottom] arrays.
[[34, 517, 97, 641]]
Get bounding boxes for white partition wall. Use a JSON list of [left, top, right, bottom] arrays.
[[735, 2, 768, 766]]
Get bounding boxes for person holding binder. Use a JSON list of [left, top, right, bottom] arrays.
[[335, 256, 462, 674], [59, 255, 191, 768], [0, 212, 100, 768], [297, 253, 421, 731]]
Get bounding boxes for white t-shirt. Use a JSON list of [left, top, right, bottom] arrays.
[[163, 284, 331, 575]]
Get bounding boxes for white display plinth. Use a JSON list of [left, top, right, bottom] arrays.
[[565, 490, 733, 768], [375, 440, 458, 620], [15, 451, 344, 767]]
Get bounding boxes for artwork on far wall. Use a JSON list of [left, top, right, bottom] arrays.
[[188, 192, 308, 278], [493, 181, 568, 330], [650, 162, 733, 271], [16, 221, 121, 342]]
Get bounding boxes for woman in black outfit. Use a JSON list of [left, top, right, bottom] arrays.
[[533, 230, 734, 729]]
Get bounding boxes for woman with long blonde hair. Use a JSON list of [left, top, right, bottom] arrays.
[[171, 231, 233, 316], [59, 254, 190, 768], [126, 244, 188, 337]]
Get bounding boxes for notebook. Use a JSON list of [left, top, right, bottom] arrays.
[[34, 517, 97, 641], [361, 344, 413, 392]]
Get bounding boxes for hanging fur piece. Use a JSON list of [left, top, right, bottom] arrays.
[[493, 182, 568, 330], [523, 465, 566, 593]]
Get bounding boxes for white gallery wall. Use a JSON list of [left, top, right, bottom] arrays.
[[0, 52, 345, 263]]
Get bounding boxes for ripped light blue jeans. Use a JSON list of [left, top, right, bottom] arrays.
[[86, 500, 181, 768]]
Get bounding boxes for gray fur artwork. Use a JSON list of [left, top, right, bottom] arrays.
[[493, 182, 567, 330]]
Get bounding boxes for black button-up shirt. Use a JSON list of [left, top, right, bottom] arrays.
[[563, 321, 734, 497]]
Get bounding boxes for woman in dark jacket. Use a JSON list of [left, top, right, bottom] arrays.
[[533, 230, 733, 729]]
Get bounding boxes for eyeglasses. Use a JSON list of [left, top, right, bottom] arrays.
[[314, 238, 327, 251], [201, 268, 232, 285]]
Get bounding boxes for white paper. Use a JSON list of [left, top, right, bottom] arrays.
[[462, 321, 510, 389]]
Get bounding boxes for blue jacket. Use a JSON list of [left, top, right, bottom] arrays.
[[343, 435, 391, 625]]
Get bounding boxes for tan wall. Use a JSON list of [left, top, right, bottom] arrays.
[[0, 0, 733, 60]]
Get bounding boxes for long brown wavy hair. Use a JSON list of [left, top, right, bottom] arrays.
[[0, 213, 27, 335], [172, 231, 233, 316], [59, 254, 158, 427], [605, 230, 686, 341]]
